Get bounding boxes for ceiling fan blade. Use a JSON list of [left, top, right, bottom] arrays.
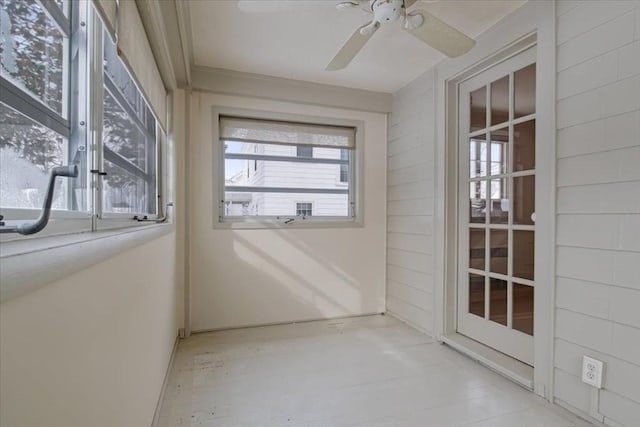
[[404, 10, 475, 58], [326, 21, 380, 71]]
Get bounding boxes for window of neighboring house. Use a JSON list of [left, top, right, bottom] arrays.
[[296, 145, 312, 158], [220, 115, 356, 222], [0, 0, 165, 239], [296, 202, 312, 217]]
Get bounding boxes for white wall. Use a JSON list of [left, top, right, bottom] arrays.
[[0, 233, 182, 427], [387, 1, 640, 425], [553, 2, 640, 426], [0, 89, 187, 427], [188, 92, 387, 331], [386, 70, 436, 334]]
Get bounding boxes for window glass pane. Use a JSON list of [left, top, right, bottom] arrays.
[[469, 273, 485, 318], [514, 120, 535, 172], [470, 86, 486, 132], [489, 278, 508, 326], [489, 178, 508, 224], [513, 230, 534, 280], [489, 128, 508, 176], [469, 135, 487, 178], [223, 191, 348, 217], [513, 283, 534, 335], [514, 63, 535, 119], [0, 0, 66, 115], [513, 175, 535, 225], [102, 31, 157, 216], [0, 102, 68, 209], [296, 202, 312, 216], [103, 91, 151, 170], [489, 229, 508, 275], [490, 75, 509, 126], [469, 228, 485, 270], [103, 31, 155, 133], [103, 160, 155, 214], [224, 141, 348, 161], [469, 180, 486, 224], [222, 119, 354, 220]]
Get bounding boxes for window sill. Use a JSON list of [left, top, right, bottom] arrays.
[[0, 223, 174, 303]]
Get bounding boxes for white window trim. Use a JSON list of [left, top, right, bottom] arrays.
[[212, 106, 364, 229]]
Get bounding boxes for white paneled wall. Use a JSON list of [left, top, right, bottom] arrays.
[[555, 2, 640, 426], [386, 70, 435, 333]]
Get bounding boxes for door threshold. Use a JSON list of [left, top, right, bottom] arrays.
[[441, 333, 533, 389]]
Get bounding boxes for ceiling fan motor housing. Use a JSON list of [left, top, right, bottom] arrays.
[[370, 0, 404, 24]]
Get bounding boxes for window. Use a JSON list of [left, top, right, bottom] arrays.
[[101, 31, 157, 215], [0, 0, 165, 239], [220, 116, 356, 222], [296, 145, 312, 158], [296, 202, 312, 217], [0, 0, 80, 211]]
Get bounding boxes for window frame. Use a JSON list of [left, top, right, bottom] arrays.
[[213, 107, 363, 228], [87, 5, 163, 229]]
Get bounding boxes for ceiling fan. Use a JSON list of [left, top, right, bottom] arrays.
[[327, 0, 476, 71]]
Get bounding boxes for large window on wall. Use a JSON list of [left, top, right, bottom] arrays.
[[220, 116, 356, 223], [0, 0, 82, 212], [0, 0, 164, 239]]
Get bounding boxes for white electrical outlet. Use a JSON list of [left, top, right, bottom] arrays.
[[582, 356, 603, 388]]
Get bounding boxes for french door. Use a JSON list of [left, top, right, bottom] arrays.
[[457, 46, 537, 365]]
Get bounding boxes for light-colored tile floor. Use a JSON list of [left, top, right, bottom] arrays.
[[157, 315, 593, 427]]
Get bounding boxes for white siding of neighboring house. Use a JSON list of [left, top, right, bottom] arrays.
[[236, 143, 349, 217], [553, 2, 640, 426]]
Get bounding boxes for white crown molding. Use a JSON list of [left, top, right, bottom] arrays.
[[191, 66, 392, 113]]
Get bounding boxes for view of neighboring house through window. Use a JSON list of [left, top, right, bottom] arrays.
[[221, 116, 355, 220]]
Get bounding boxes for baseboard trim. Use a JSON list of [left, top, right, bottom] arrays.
[[385, 310, 433, 337], [151, 333, 180, 427], [190, 312, 383, 334]]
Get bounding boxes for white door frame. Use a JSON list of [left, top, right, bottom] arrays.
[[432, 1, 556, 400]]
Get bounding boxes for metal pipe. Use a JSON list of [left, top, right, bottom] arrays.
[[0, 165, 78, 235]]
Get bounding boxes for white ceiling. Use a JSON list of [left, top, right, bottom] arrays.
[[188, 0, 526, 93]]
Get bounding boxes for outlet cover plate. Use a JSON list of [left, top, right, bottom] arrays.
[[582, 356, 603, 388]]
